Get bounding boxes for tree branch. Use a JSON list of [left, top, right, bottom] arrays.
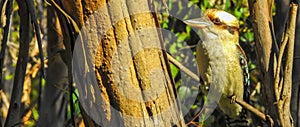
[[4, 1, 30, 126], [276, 3, 298, 127], [0, 0, 13, 90], [235, 98, 274, 127], [167, 53, 199, 82]]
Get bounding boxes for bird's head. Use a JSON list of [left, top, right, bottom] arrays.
[[185, 9, 239, 44]]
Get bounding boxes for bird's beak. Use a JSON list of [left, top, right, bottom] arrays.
[[184, 16, 212, 28]]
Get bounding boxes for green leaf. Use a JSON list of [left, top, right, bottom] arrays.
[[186, 26, 191, 34], [5, 74, 14, 80], [170, 64, 179, 78], [162, 22, 169, 29], [169, 43, 177, 54], [225, 0, 231, 10], [176, 32, 188, 43], [191, 104, 198, 109], [245, 31, 254, 42]]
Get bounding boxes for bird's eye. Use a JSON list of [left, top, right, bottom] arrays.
[[212, 18, 222, 25]]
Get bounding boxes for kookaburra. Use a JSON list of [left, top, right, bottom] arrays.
[[185, 9, 250, 126]]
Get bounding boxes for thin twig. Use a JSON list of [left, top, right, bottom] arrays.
[[274, 22, 289, 101], [186, 110, 202, 126], [235, 98, 274, 127], [167, 53, 199, 82], [162, 0, 169, 15], [167, 53, 203, 126], [25, 0, 45, 112], [0, 0, 13, 89]]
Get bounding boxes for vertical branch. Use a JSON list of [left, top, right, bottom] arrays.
[[4, 0, 30, 126], [291, 0, 300, 126], [247, 0, 279, 126], [25, 0, 45, 111], [278, 3, 297, 127], [0, 0, 13, 89]]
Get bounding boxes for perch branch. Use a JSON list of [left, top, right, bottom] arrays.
[[235, 98, 274, 127], [167, 53, 199, 82]]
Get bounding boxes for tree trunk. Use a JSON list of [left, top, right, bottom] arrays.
[[58, 0, 186, 126], [247, 1, 279, 126]]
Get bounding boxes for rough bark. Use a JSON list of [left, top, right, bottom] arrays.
[[66, 0, 186, 126]]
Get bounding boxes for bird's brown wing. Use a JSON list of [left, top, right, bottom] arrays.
[[236, 44, 250, 100], [236, 44, 247, 61]]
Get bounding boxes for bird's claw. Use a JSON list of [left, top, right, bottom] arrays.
[[230, 96, 236, 104]]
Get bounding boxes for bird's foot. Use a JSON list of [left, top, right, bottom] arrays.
[[230, 96, 236, 104]]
